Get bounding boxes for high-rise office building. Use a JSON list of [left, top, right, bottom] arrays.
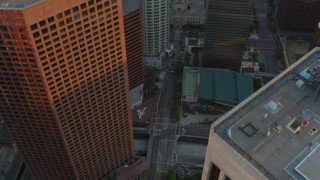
[[0, 0, 135, 179], [122, 0, 144, 108], [203, 0, 255, 72], [202, 47, 320, 180], [310, 22, 320, 50], [142, 0, 170, 56], [279, 0, 320, 31]]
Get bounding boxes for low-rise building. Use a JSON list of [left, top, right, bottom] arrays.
[[182, 67, 254, 106], [144, 55, 163, 69], [171, 0, 205, 27]]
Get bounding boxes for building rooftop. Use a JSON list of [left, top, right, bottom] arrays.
[[171, 0, 205, 18], [0, 0, 43, 10], [182, 67, 199, 102], [122, 0, 140, 15], [213, 47, 320, 179], [199, 68, 253, 106]]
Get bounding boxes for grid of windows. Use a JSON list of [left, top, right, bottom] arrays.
[[0, 0, 135, 179], [0, 11, 75, 179], [30, 0, 134, 178], [279, 0, 320, 31], [203, 0, 254, 72], [124, 9, 144, 90]]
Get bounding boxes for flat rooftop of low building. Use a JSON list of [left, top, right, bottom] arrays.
[[213, 47, 320, 179], [0, 0, 43, 9], [182, 67, 199, 102], [199, 68, 253, 106], [172, 0, 205, 18]]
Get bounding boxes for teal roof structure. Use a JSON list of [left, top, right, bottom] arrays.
[[199, 68, 253, 106]]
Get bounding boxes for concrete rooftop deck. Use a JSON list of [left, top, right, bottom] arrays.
[[230, 80, 320, 179], [212, 47, 320, 179]]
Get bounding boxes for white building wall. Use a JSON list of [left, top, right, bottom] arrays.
[[143, 0, 170, 56]]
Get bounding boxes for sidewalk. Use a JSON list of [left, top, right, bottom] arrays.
[[117, 157, 148, 180], [118, 91, 161, 179], [180, 112, 221, 126], [131, 94, 159, 130]]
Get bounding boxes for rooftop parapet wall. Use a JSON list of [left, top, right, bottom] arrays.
[[212, 47, 320, 133], [207, 47, 320, 179]]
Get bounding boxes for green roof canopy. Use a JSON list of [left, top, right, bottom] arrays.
[[199, 68, 253, 106]]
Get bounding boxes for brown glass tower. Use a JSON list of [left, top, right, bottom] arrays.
[[203, 0, 255, 72], [123, 0, 143, 91], [0, 0, 135, 179], [310, 22, 320, 50], [122, 0, 144, 108], [279, 0, 320, 31]]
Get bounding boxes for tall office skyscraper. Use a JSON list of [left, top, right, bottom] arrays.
[[0, 0, 135, 179], [279, 0, 320, 31], [143, 0, 170, 56], [203, 0, 255, 72], [314, 22, 320, 47], [122, 0, 144, 108], [310, 22, 320, 50]]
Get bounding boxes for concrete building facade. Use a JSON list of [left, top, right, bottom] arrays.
[[202, 48, 320, 180], [0, 0, 135, 179], [203, 0, 255, 72], [279, 0, 320, 31], [142, 0, 170, 56]]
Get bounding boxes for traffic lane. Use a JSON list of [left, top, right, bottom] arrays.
[[176, 155, 205, 165], [156, 74, 176, 124], [150, 78, 173, 179], [258, 18, 273, 38], [258, 39, 275, 50], [149, 136, 161, 180], [184, 125, 210, 130], [258, 51, 280, 74], [179, 126, 210, 137], [156, 75, 173, 120], [256, 0, 266, 13], [149, 74, 177, 179]]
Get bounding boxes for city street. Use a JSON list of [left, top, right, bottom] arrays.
[[149, 72, 177, 180], [251, 0, 282, 74], [148, 71, 210, 179], [149, 8, 208, 179]]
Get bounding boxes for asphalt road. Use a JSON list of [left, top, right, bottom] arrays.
[[149, 72, 177, 180], [252, 0, 282, 74], [148, 71, 210, 179]]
